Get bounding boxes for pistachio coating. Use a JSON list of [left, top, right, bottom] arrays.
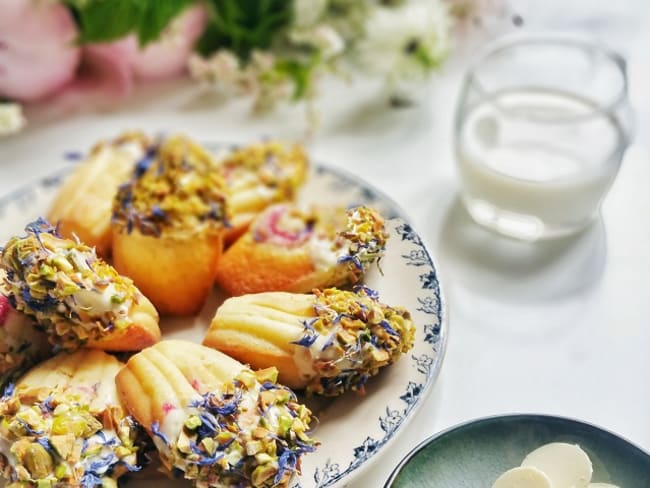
[[0, 219, 146, 351], [112, 134, 229, 238], [0, 350, 143, 488], [150, 367, 317, 488], [292, 286, 415, 396]]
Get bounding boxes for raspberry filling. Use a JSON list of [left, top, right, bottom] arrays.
[[0, 295, 9, 327], [253, 205, 313, 246]]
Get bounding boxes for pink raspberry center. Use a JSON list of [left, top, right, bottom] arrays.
[[0, 295, 10, 327]]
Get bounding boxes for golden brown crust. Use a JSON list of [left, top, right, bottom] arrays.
[[204, 293, 315, 389], [204, 329, 304, 389], [86, 293, 161, 351], [215, 204, 360, 296], [115, 340, 245, 431], [215, 233, 317, 296], [48, 135, 146, 257], [112, 228, 223, 316], [114, 356, 158, 433], [220, 142, 309, 245], [17, 349, 124, 409], [223, 213, 255, 246]]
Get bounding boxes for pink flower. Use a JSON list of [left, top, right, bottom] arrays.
[[0, 2, 206, 105], [131, 4, 208, 80], [79, 4, 207, 84], [60, 4, 207, 108], [67, 38, 136, 102], [0, 0, 81, 102]]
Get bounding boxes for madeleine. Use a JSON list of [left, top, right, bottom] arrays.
[[215, 203, 388, 296], [111, 134, 229, 315], [48, 131, 152, 257], [216, 141, 308, 244], [0, 218, 160, 352], [116, 340, 318, 487], [0, 349, 142, 486], [204, 286, 416, 396]]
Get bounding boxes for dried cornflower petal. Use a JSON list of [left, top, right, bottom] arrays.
[[294, 286, 415, 396], [0, 383, 142, 487], [151, 368, 318, 487]]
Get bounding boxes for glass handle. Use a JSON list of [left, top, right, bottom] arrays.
[[608, 49, 635, 146], [619, 99, 636, 147]]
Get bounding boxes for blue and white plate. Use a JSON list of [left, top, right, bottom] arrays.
[[0, 148, 447, 488]]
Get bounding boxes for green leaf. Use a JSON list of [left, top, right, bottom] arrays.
[[196, 20, 229, 56], [274, 52, 320, 100], [137, 0, 195, 46], [197, 0, 293, 60], [67, 0, 142, 44], [65, 0, 195, 46]]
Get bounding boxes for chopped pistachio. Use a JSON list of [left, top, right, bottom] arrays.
[[156, 368, 317, 487], [251, 462, 278, 487], [337, 206, 389, 283], [255, 452, 274, 464], [49, 434, 74, 459], [0, 384, 143, 487], [278, 416, 293, 437], [22, 443, 53, 479], [184, 414, 202, 430], [112, 134, 228, 238], [54, 462, 70, 479], [176, 429, 192, 454], [292, 286, 416, 396], [252, 426, 270, 439], [51, 408, 102, 437], [101, 478, 118, 488], [200, 437, 216, 455], [254, 367, 278, 384], [245, 440, 264, 456]]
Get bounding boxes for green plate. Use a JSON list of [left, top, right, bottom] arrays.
[[385, 414, 650, 488]]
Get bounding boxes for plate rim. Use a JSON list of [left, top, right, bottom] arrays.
[[384, 412, 650, 488], [0, 155, 448, 488]]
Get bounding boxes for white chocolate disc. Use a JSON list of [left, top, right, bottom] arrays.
[[521, 442, 593, 488], [491, 466, 553, 488]]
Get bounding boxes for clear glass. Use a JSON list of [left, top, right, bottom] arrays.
[[454, 35, 633, 240]]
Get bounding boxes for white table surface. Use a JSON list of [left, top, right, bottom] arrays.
[[1, 1, 649, 487]]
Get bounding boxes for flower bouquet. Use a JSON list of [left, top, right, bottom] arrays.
[[0, 0, 502, 134]]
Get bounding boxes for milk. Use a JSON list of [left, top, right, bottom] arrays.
[[456, 89, 625, 240]]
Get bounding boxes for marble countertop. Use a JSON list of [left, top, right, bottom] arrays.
[[1, 1, 649, 486]]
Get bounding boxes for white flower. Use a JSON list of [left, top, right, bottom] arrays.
[[188, 49, 292, 113], [289, 24, 346, 59], [248, 51, 292, 113], [188, 50, 240, 85], [189, 50, 259, 95], [356, 0, 451, 80], [293, 0, 328, 27], [0, 103, 26, 136], [249, 51, 276, 72]]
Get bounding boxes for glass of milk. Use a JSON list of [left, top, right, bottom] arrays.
[[455, 35, 632, 240]]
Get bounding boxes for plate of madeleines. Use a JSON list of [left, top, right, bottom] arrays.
[[0, 132, 446, 488]]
